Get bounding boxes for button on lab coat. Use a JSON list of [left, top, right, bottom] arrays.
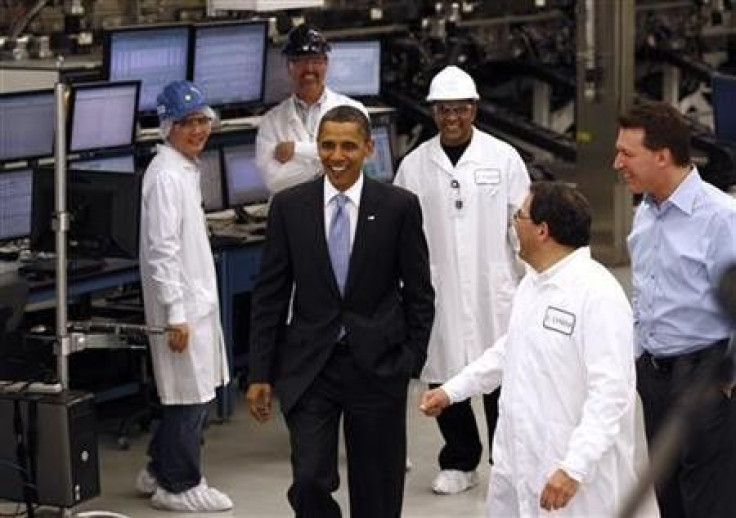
[[140, 144, 229, 405], [443, 248, 654, 517], [256, 88, 367, 194], [394, 128, 530, 382]]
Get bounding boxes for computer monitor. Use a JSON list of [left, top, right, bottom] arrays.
[[0, 169, 33, 241], [68, 81, 140, 154], [363, 124, 395, 183], [199, 148, 225, 212], [712, 73, 736, 143], [0, 89, 55, 163], [263, 46, 292, 106], [192, 21, 267, 113], [68, 154, 136, 174], [104, 24, 190, 115], [326, 40, 382, 98], [31, 168, 141, 259], [222, 143, 269, 206]]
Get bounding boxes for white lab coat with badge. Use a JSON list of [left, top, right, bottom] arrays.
[[140, 144, 230, 406], [394, 128, 530, 382], [256, 87, 367, 194], [443, 247, 655, 517]]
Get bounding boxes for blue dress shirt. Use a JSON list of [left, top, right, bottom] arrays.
[[628, 169, 736, 357]]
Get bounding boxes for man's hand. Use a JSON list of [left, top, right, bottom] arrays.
[[274, 141, 295, 163], [419, 387, 451, 417], [246, 383, 273, 423], [167, 323, 190, 352], [539, 469, 579, 511], [721, 383, 733, 399]]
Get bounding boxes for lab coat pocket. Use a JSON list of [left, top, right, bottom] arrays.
[[184, 280, 218, 320], [536, 421, 573, 491]]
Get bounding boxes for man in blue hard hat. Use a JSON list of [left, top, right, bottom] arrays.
[[255, 23, 368, 194], [136, 79, 233, 512]]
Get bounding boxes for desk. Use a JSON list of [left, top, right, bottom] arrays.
[[1, 245, 264, 418], [214, 241, 264, 417]]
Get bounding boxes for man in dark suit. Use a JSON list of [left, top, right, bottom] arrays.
[[246, 105, 435, 518]]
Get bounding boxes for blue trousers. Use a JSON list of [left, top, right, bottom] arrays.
[[147, 402, 210, 493]]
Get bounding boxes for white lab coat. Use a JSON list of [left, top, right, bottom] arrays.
[[443, 247, 653, 517], [255, 88, 367, 194], [394, 128, 530, 382], [140, 144, 229, 405]]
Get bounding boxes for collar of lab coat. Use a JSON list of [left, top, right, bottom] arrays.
[[529, 246, 591, 287], [428, 127, 483, 173], [155, 143, 201, 175]]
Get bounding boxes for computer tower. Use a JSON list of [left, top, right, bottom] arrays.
[[0, 390, 99, 507]]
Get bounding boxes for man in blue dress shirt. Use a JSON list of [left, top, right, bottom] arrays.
[[614, 100, 736, 518]]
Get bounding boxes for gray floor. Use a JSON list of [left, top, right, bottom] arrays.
[[1, 265, 636, 517], [1, 381, 488, 517]]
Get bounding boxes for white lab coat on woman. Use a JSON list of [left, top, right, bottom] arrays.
[[394, 128, 529, 382], [443, 247, 649, 517], [256, 88, 367, 194], [140, 144, 229, 406]]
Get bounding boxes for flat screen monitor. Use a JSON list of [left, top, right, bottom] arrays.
[[263, 46, 292, 106], [68, 81, 140, 154], [363, 124, 394, 183], [199, 148, 225, 212], [326, 40, 381, 98], [713, 73, 736, 143], [0, 89, 55, 163], [104, 25, 190, 114], [31, 168, 141, 259], [68, 154, 136, 174], [192, 21, 267, 110], [222, 143, 269, 206], [0, 169, 33, 241]]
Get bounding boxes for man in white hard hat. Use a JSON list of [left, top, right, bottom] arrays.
[[256, 23, 368, 194], [394, 65, 530, 495]]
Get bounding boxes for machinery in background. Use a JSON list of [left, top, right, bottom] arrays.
[[2, 0, 736, 262]]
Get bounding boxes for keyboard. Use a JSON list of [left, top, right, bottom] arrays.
[[209, 234, 246, 249], [18, 258, 106, 279]]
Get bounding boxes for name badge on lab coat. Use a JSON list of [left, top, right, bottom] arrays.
[[474, 168, 501, 185], [543, 306, 576, 335]]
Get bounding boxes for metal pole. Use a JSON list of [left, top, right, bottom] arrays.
[[53, 82, 70, 389]]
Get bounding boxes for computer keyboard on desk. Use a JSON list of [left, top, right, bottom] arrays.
[[209, 233, 247, 249], [18, 258, 106, 279]]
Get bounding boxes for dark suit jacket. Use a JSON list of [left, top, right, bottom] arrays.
[[248, 176, 435, 414]]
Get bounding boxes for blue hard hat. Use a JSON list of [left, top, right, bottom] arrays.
[[156, 80, 209, 123]]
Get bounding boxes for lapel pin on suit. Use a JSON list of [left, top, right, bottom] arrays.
[[367, 215, 376, 221]]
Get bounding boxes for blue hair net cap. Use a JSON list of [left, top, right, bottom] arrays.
[[156, 80, 209, 122]]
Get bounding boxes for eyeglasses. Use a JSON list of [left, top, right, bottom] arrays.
[[433, 103, 474, 118], [175, 115, 212, 129], [513, 208, 532, 221], [450, 179, 463, 210]]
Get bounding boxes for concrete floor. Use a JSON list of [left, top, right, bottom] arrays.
[[1, 265, 640, 518], [0, 381, 489, 517]]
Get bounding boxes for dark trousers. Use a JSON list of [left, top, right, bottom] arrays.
[[637, 343, 736, 518], [285, 346, 407, 518], [147, 402, 210, 493], [429, 383, 500, 471]]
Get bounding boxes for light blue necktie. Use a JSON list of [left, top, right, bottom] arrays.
[[328, 194, 350, 295]]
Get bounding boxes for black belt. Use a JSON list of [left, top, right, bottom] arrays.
[[641, 339, 729, 374]]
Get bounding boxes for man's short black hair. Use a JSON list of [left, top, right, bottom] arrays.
[[317, 105, 371, 141], [529, 181, 591, 249]]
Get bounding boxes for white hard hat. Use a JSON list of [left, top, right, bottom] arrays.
[[426, 66, 479, 102]]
